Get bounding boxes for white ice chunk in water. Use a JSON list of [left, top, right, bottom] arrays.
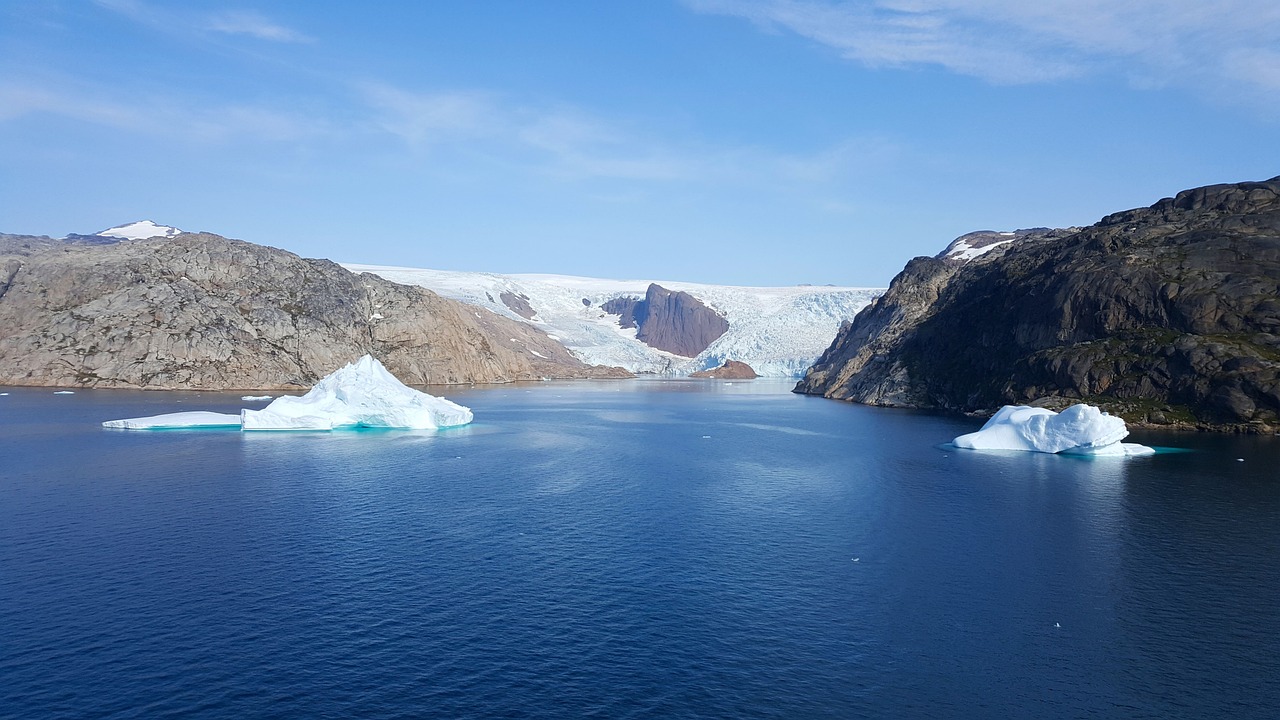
[[241, 355, 473, 431], [103, 355, 472, 431], [54, 390, 75, 395], [103, 411, 243, 429], [241, 395, 273, 401], [953, 404, 1154, 456]]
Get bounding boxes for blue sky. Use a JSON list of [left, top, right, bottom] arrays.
[[3, 1, 1278, 286]]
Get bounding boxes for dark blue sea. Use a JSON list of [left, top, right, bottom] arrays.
[[2, 379, 1278, 719]]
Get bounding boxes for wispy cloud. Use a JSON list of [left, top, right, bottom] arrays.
[[207, 10, 312, 43], [94, 0, 310, 44], [0, 78, 327, 143], [361, 84, 499, 145], [686, 0, 1280, 104], [359, 84, 694, 181]]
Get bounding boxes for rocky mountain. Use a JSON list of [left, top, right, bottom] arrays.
[[797, 177, 1280, 432], [345, 264, 883, 376], [601, 283, 729, 357], [0, 232, 629, 389]]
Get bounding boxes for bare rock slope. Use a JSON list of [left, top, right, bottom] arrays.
[[0, 232, 628, 389], [797, 177, 1280, 431]]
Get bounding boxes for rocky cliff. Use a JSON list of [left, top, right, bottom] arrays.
[[601, 283, 729, 357], [797, 177, 1280, 432], [0, 232, 629, 389]]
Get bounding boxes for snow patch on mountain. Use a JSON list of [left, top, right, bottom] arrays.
[[96, 221, 182, 241], [343, 264, 883, 377]]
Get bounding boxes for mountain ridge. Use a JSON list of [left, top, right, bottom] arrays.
[[796, 176, 1280, 432], [0, 232, 628, 389]]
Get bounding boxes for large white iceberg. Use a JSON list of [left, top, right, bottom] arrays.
[[953, 404, 1154, 457], [241, 355, 472, 430], [103, 355, 473, 431]]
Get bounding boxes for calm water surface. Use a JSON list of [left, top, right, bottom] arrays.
[[2, 380, 1278, 719]]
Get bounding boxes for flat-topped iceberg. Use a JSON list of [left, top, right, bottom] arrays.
[[103, 411, 243, 430], [953, 404, 1154, 457], [103, 355, 472, 431]]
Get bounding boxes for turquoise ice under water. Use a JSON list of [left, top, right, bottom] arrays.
[[2, 379, 1278, 718]]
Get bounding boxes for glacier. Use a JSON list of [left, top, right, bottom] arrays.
[[953, 404, 1155, 456], [342, 264, 883, 377], [103, 355, 472, 431]]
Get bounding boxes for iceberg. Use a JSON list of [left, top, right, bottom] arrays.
[[953, 404, 1154, 456], [103, 411, 243, 429], [102, 355, 473, 431], [241, 395, 273, 401]]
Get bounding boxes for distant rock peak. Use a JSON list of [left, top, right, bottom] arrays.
[[94, 221, 183, 241], [602, 283, 729, 357]]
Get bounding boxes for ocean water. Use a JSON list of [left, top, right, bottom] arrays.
[[2, 380, 1278, 719]]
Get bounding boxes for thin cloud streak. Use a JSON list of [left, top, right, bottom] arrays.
[[207, 11, 313, 43], [94, 0, 311, 44], [687, 0, 1280, 108], [0, 79, 328, 143]]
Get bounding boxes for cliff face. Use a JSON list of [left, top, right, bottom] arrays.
[[601, 283, 729, 357], [0, 233, 629, 389], [797, 178, 1280, 431]]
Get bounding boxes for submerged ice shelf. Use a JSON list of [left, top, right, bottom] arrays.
[[103, 356, 473, 431], [953, 404, 1155, 457]]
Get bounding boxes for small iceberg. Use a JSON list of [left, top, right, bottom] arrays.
[[103, 355, 473, 431], [241, 395, 273, 401], [953, 404, 1154, 457], [54, 390, 75, 395]]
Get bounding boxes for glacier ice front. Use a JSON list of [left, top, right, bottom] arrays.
[[103, 355, 473, 431], [953, 404, 1154, 457]]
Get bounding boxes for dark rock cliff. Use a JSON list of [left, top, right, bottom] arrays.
[[0, 232, 630, 389], [601, 283, 728, 357], [796, 177, 1280, 432]]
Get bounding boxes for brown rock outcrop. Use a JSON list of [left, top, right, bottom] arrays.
[[0, 232, 631, 389], [690, 360, 758, 379]]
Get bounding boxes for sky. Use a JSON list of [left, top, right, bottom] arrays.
[[2, 1, 1279, 286]]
